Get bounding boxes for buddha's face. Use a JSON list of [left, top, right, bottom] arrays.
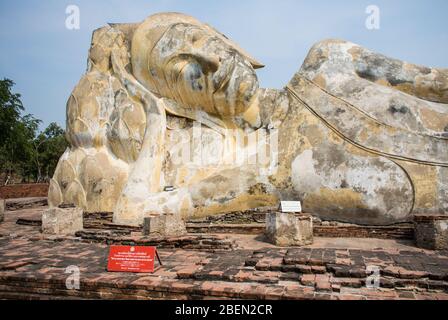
[[145, 23, 259, 118]]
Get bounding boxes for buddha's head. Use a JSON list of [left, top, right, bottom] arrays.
[[131, 12, 264, 119]]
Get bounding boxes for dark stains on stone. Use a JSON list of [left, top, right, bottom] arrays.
[[186, 63, 204, 91], [207, 175, 229, 185], [314, 143, 347, 169], [389, 104, 410, 115], [416, 66, 432, 75], [356, 69, 379, 82], [340, 180, 349, 189], [355, 52, 413, 87], [309, 206, 385, 226], [248, 183, 268, 196], [150, 68, 158, 77], [289, 76, 300, 88], [216, 192, 236, 204], [335, 108, 346, 115], [388, 76, 412, 87], [301, 48, 327, 72]]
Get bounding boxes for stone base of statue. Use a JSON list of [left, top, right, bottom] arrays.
[[414, 214, 448, 250], [143, 214, 187, 237], [266, 212, 313, 247], [0, 199, 4, 223], [42, 206, 83, 235]]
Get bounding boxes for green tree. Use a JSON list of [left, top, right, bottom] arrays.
[[33, 122, 68, 181], [0, 78, 67, 183], [0, 78, 39, 179]]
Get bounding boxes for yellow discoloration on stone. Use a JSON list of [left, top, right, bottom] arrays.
[[415, 71, 448, 104], [56, 160, 76, 191], [327, 128, 344, 145], [242, 98, 261, 127], [180, 197, 192, 220], [368, 122, 383, 135], [303, 125, 324, 146], [384, 125, 399, 136], [271, 98, 327, 189], [375, 79, 391, 87], [323, 39, 347, 46], [344, 143, 377, 158], [302, 44, 329, 69], [48, 179, 63, 208], [304, 188, 367, 210], [175, 167, 219, 187], [358, 128, 370, 143], [397, 161, 437, 209], [190, 193, 278, 219], [420, 108, 448, 132], [313, 74, 327, 88], [348, 46, 361, 61], [79, 150, 129, 212], [64, 180, 87, 210], [394, 82, 419, 96]]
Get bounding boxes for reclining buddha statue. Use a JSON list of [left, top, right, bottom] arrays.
[[48, 12, 448, 226]]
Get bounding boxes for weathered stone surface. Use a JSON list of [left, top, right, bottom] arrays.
[[266, 212, 313, 247], [414, 215, 448, 250], [0, 199, 4, 223], [42, 207, 83, 235], [49, 12, 448, 226], [143, 214, 187, 237], [285, 40, 448, 224]]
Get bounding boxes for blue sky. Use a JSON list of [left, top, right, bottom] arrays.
[[1, 0, 447, 129]]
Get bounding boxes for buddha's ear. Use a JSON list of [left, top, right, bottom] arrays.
[[203, 23, 265, 69]]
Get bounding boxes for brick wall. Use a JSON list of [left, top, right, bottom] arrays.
[[0, 184, 49, 199], [314, 225, 414, 240]]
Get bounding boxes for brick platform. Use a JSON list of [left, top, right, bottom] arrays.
[[0, 237, 447, 300], [1, 202, 448, 300], [75, 230, 236, 251], [17, 211, 415, 240], [190, 211, 414, 240]]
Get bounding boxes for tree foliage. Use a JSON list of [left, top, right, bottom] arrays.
[[0, 78, 68, 183]]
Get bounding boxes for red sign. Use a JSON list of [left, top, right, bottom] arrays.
[[107, 246, 161, 273]]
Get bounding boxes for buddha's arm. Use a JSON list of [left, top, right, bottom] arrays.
[[302, 39, 448, 104], [297, 39, 448, 140], [349, 44, 448, 104]]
